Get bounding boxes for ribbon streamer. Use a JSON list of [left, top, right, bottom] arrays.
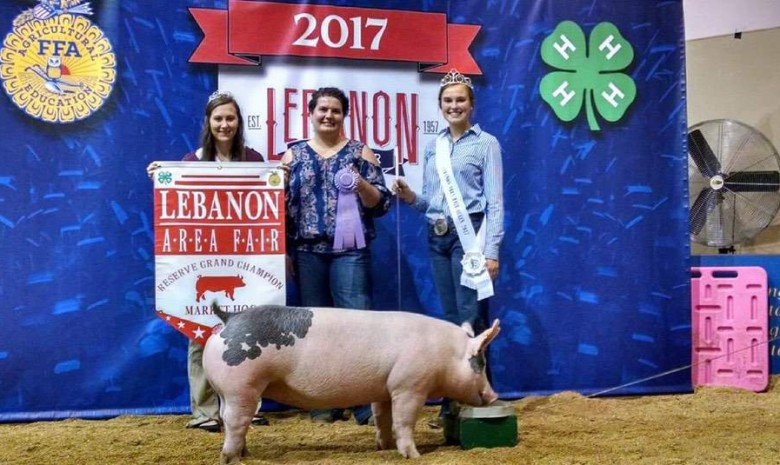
[[333, 168, 366, 250]]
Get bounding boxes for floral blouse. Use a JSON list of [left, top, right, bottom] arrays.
[[286, 139, 391, 253]]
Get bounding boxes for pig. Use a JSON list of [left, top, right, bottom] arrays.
[[195, 274, 246, 302], [202, 302, 501, 463]]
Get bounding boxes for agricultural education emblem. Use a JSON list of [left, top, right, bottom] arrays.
[[540, 21, 636, 131], [0, 0, 116, 123], [268, 171, 281, 187]]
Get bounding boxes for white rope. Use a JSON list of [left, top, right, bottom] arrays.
[[525, 334, 780, 414]]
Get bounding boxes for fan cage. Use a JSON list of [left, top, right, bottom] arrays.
[[687, 119, 780, 248]]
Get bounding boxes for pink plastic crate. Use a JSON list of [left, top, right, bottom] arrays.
[[691, 266, 769, 392]]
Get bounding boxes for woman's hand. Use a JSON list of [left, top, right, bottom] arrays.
[[486, 258, 499, 281], [146, 162, 160, 180], [278, 163, 291, 190], [392, 178, 416, 205]]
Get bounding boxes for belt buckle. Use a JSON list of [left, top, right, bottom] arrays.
[[433, 218, 448, 236]]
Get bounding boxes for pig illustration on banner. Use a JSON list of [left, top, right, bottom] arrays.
[[195, 275, 246, 302], [203, 302, 501, 463]]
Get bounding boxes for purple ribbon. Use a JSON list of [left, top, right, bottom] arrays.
[[333, 168, 366, 250]]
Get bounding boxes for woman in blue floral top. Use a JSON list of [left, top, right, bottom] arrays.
[[281, 87, 391, 425]]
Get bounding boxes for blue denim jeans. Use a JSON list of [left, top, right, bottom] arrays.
[[295, 248, 373, 424], [295, 249, 372, 310], [428, 215, 491, 418], [427, 216, 489, 335]]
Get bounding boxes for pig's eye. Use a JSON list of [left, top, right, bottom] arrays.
[[468, 353, 486, 374]]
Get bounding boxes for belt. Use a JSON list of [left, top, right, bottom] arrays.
[[429, 212, 484, 236]]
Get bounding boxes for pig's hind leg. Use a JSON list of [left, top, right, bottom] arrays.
[[371, 400, 394, 450], [390, 393, 425, 459], [219, 394, 261, 465]]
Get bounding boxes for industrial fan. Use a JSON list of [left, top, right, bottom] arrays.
[[688, 119, 780, 249]]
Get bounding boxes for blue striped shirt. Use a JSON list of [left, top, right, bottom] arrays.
[[411, 124, 505, 259]]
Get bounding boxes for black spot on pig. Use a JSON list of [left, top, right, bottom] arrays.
[[469, 353, 486, 374], [219, 305, 314, 366]]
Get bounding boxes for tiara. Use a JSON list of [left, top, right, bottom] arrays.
[[440, 69, 472, 89], [208, 90, 233, 102]]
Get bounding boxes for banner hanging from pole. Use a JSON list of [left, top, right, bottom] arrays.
[[152, 162, 286, 345]]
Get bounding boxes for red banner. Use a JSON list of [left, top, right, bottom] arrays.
[[153, 162, 286, 344], [189, 1, 481, 74]]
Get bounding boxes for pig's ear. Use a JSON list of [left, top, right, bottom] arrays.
[[475, 319, 501, 353], [460, 321, 475, 337]]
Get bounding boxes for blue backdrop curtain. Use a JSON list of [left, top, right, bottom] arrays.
[[0, 0, 689, 421]]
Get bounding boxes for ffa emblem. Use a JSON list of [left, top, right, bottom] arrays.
[[0, 1, 116, 123], [268, 171, 281, 187]]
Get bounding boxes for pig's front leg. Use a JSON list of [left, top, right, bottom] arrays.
[[391, 393, 425, 459], [371, 400, 394, 450]]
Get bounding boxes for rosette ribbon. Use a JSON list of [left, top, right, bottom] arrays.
[[333, 168, 366, 250]]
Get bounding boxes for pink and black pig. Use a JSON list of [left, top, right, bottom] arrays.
[[203, 302, 501, 463]]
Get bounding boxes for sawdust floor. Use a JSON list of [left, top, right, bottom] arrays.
[[2, 377, 779, 465]]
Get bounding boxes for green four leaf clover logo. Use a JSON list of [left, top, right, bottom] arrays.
[[540, 21, 636, 131], [158, 171, 173, 184]]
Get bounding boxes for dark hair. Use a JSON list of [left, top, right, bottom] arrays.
[[308, 87, 349, 117], [438, 83, 475, 108], [199, 93, 246, 161]]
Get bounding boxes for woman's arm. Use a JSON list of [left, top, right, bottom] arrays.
[[355, 145, 384, 208]]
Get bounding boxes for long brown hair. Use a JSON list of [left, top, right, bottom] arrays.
[[199, 92, 247, 161]]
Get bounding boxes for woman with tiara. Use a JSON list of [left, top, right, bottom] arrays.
[[393, 70, 505, 428]]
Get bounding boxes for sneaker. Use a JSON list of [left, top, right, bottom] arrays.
[[427, 417, 443, 430], [355, 414, 373, 426], [252, 414, 269, 426]]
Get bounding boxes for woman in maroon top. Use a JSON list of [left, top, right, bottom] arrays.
[[147, 91, 266, 432]]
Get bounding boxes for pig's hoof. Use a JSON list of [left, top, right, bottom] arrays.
[[376, 440, 393, 451], [398, 445, 421, 459], [219, 452, 241, 465]]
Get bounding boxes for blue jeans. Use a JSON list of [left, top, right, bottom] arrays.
[[427, 217, 489, 335], [429, 217, 491, 418], [295, 249, 373, 424], [295, 249, 372, 310]]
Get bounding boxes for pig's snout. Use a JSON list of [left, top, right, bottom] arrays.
[[480, 386, 498, 406]]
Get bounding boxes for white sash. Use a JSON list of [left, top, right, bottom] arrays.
[[435, 133, 494, 300]]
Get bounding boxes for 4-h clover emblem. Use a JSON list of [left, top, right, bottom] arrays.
[[540, 21, 636, 131], [157, 171, 173, 185]]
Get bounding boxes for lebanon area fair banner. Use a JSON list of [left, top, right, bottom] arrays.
[[153, 162, 286, 344]]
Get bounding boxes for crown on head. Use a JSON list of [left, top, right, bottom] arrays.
[[440, 69, 472, 89], [208, 90, 233, 102]]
